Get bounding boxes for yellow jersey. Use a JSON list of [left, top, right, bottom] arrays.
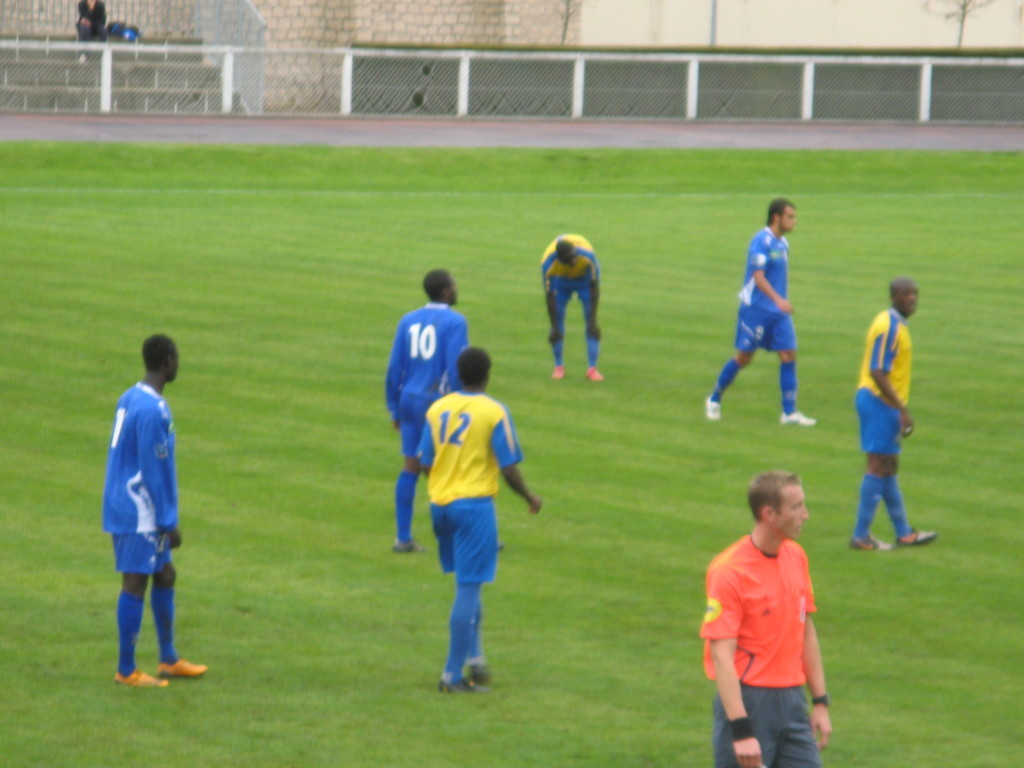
[[540, 234, 600, 292], [419, 392, 523, 506], [858, 308, 912, 404]]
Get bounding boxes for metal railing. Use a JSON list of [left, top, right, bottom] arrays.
[[0, 39, 261, 114], [338, 48, 1024, 124], [3, 41, 1024, 123]]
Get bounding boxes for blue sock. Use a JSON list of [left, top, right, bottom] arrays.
[[711, 359, 741, 402], [854, 474, 885, 540], [444, 583, 481, 683], [469, 601, 484, 660], [586, 337, 599, 368], [780, 361, 797, 415], [117, 591, 145, 677], [552, 340, 564, 367], [881, 475, 913, 539], [395, 469, 418, 542], [151, 586, 178, 665]]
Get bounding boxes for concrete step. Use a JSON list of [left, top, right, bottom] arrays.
[[0, 60, 220, 88], [0, 47, 211, 66], [0, 84, 241, 113], [0, 35, 205, 45], [1, 62, 100, 87]]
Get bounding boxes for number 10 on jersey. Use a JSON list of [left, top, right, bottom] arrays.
[[408, 323, 437, 360]]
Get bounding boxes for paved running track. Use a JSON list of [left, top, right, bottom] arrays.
[[2, 113, 1023, 150]]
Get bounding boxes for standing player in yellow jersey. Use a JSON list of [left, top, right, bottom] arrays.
[[541, 235, 603, 381], [701, 471, 832, 768], [417, 347, 542, 692], [849, 278, 937, 551]]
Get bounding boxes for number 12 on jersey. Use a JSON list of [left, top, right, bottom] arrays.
[[437, 411, 471, 446]]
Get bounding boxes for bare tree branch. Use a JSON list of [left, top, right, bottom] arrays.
[[922, 0, 1000, 46], [560, 0, 583, 45]]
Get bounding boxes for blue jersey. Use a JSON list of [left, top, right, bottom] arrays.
[[386, 303, 469, 421], [738, 227, 789, 315], [103, 383, 178, 534]]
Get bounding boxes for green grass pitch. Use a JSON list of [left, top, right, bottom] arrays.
[[1, 142, 1021, 767]]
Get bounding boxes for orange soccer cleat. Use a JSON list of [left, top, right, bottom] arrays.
[[115, 669, 169, 687], [157, 659, 208, 678]]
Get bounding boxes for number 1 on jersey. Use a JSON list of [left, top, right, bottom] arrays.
[[110, 407, 127, 448]]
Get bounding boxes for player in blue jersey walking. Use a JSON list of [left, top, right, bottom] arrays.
[[386, 269, 470, 553], [103, 334, 206, 687], [541, 235, 603, 381], [706, 199, 816, 426]]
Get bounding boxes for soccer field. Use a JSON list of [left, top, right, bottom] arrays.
[[2, 143, 1021, 768]]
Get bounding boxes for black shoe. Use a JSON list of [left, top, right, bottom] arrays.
[[849, 535, 893, 551], [468, 663, 492, 686], [438, 678, 489, 693], [392, 539, 425, 553]]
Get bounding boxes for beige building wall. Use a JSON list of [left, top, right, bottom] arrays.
[[252, 0, 1020, 49], [581, 0, 1024, 49]]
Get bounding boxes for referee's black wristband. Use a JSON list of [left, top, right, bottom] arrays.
[[728, 717, 755, 741]]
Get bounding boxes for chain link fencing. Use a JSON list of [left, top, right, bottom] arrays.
[[3, 41, 1024, 124]]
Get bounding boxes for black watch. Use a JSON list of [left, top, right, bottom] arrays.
[[811, 693, 832, 707]]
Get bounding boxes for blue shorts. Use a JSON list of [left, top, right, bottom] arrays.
[[398, 391, 435, 457], [552, 281, 595, 333], [734, 305, 797, 352], [856, 387, 902, 455], [112, 532, 172, 574], [431, 498, 499, 584]]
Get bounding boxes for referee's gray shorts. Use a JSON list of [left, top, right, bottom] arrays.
[[712, 685, 822, 768]]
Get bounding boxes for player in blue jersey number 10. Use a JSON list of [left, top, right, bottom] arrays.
[[386, 270, 470, 553]]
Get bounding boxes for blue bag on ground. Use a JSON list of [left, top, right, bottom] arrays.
[[107, 22, 141, 41]]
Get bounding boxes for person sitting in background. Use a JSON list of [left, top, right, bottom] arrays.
[[76, 0, 107, 61]]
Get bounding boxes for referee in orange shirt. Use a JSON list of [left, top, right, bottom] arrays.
[[700, 471, 832, 768]]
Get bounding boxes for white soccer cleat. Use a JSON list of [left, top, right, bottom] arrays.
[[780, 411, 817, 426], [705, 397, 721, 421]]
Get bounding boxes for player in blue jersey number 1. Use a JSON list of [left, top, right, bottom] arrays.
[[103, 335, 207, 687]]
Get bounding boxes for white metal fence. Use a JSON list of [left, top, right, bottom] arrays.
[[0, 40, 263, 114], [3, 41, 1024, 123]]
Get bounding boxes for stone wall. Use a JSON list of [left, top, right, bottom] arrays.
[[1, 0, 579, 46], [256, 0, 580, 48], [258, 0, 354, 48]]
